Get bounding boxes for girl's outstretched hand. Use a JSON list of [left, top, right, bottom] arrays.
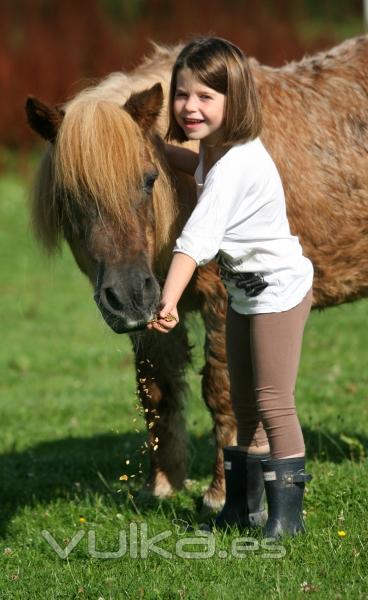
[[146, 302, 179, 333], [146, 252, 196, 333]]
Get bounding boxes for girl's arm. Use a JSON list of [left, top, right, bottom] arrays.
[[147, 252, 197, 333], [164, 143, 199, 176]]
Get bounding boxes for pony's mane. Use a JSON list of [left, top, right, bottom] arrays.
[[53, 97, 177, 256], [55, 100, 142, 225], [32, 44, 181, 256], [63, 42, 180, 131]]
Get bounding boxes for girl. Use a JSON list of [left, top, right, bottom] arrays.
[[148, 37, 313, 538]]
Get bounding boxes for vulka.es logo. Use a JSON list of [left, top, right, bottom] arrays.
[[41, 523, 286, 560]]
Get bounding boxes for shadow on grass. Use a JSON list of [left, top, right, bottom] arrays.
[[0, 426, 366, 536]]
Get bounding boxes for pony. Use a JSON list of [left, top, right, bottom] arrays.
[[26, 36, 368, 511]]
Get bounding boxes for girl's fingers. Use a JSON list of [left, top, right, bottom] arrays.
[[159, 310, 173, 319], [152, 322, 170, 333], [157, 319, 175, 330], [150, 317, 177, 333], [146, 310, 179, 332]]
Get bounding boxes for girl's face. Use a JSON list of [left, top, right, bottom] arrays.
[[173, 68, 225, 146]]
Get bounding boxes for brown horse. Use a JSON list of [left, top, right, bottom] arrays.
[[26, 36, 368, 510]]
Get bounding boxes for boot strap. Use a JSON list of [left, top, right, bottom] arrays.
[[283, 470, 312, 485]]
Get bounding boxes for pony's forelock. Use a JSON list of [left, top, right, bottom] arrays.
[[51, 96, 177, 256], [54, 100, 142, 227]]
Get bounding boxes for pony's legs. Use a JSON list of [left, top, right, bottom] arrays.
[[131, 325, 191, 498], [197, 265, 238, 511]]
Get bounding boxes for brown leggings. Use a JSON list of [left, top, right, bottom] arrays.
[[226, 289, 313, 459]]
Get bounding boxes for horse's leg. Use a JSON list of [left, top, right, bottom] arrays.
[[130, 324, 191, 498], [197, 264, 238, 511]]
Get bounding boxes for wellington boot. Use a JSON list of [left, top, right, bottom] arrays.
[[262, 457, 312, 538], [214, 446, 269, 530]]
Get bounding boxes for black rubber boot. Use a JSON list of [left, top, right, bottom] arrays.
[[214, 446, 269, 530], [262, 457, 312, 538]]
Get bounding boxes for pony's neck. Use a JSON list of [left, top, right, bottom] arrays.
[[151, 134, 197, 277]]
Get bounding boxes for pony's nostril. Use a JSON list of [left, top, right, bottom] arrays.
[[144, 277, 154, 290], [104, 287, 123, 312]]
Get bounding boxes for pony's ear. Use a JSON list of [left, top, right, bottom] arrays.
[[124, 83, 163, 131], [25, 96, 64, 142]]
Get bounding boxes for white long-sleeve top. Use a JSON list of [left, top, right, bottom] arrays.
[[173, 138, 313, 314]]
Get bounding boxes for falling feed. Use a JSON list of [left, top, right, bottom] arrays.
[[118, 357, 161, 486]]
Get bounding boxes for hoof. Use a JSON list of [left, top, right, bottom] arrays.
[[143, 471, 174, 498], [202, 485, 225, 513]]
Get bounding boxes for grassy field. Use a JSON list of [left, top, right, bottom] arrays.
[[1, 171, 368, 599]]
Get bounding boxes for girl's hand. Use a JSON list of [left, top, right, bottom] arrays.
[[147, 303, 179, 334], [146, 252, 196, 334]]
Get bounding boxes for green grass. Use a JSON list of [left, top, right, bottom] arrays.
[[1, 171, 368, 599]]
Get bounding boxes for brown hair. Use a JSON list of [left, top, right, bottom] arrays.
[[166, 37, 262, 146], [33, 96, 178, 256]]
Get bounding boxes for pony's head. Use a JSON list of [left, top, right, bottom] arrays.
[[26, 83, 181, 333]]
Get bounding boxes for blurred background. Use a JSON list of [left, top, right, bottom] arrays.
[[0, 0, 365, 164]]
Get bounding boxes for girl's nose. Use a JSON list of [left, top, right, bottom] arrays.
[[184, 95, 197, 111]]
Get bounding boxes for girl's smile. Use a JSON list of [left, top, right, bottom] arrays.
[[174, 68, 226, 146]]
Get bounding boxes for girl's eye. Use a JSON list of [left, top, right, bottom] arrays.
[[200, 94, 212, 100], [175, 91, 187, 98]]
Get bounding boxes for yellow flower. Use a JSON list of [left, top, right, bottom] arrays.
[[79, 517, 86, 524], [338, 530, 347, 537], [119, 474, 129, 481]]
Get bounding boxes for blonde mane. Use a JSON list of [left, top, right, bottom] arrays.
[[34, 44, 184, 259]]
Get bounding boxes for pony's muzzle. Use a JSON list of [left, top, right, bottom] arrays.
[[94, 264, 160, 333], [100, 276, 158, 315]]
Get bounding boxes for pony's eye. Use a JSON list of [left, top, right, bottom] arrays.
[[143, 172, 158, 193]]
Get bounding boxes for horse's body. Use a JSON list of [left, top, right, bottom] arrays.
[[26, 36, 368, 509]]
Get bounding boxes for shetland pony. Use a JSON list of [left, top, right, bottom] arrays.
[[26, 36, 368, 510]]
